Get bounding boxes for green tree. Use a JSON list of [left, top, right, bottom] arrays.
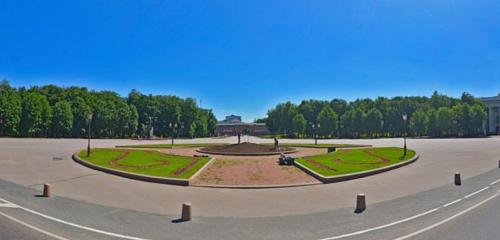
[[471, 104, 487, 136], [317, 106, 338, 137], [20, 92, 52, 137], [51, 101, 73, 137], [71, 97, 91, 137], [365, 108, 383, 137], [410, 109, 429, 137], [436, 107, 454, 137], [292, 113, 307, 136], [0, 80, 22, 136], [352, 108, 366, 137]]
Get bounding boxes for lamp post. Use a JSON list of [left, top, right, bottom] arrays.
[[169, 122, 178, 146], [402, 112, 408, 156], [453, 119, 458, 137], [311, 123, 321, 145], [0, 115, 4, 137], [87, 112, 93, 157]]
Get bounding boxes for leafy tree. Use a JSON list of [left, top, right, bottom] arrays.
[[20, 92, 52, 137], [436, 107, 454, 137], [292, 113, 307, 136], [0, 80, 22, 136], [51, 101, 73, 137], [410, 109, 429, 137], [71, 97, 92, 137], [365, 108, 383, 137], [317, 106, 338, 137]]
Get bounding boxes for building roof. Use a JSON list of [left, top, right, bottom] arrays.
[[480, 94, 500, 102]]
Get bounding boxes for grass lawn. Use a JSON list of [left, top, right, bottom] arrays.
[[115, 143, 225, 149], [266, 143, 370, 149], [78, 148, 210, 179], [295, 147, 416, 176]]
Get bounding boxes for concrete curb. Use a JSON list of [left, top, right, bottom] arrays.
[[196, 149, 298, 156], [72, 152, 214, 186], [189, 181, 322, 189], [294, 154, 420, 184]]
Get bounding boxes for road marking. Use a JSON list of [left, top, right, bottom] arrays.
[[392, 192, 499, 240], [442, 199, 462, 208], [0, 210, 70, 240], [464, 186, 489, 199], [318, 208, 439, 240], [490, 179, 500, 186], [319, 185, 499, 240], [0, 202, 19, 208], [0, 197, 151, 240]]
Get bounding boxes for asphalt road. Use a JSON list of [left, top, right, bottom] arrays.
[[0, 213, 57, 240], [0, 137, 499, 239], [0, 168, 499, 240], [1, 137, 499, 217], [410, 191, 500, 240]]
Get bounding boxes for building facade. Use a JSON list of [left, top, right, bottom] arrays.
[[216, 115, 270, 136], [481, 95, 500, 135]]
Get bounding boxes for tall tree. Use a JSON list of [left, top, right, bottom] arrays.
[[317, 106, 338, 137], [0, 80, 22, 136], [292, 113, 307, 137], [410, 109, 429, 137], [51, 101, 73, 137], [365, 108, 383, 137], [20, 92, 52, 137]]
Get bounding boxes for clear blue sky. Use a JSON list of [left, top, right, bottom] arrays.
[[1, 1, 500, 122]]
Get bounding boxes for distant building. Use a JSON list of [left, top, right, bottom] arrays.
[[481, 94, 500, 135], [216, 115, 270, 136]]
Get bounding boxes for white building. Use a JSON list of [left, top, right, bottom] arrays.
[[481, 94, 500, 135]]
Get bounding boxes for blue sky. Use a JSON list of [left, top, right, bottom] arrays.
[[1, 0, 500, 122]]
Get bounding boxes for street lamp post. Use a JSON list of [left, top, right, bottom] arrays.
[[87, 112, 93, 157], [311, 123, 321, 145], [169, 122, 178, 146], [453, 119, 458, 137], [0, 115, 4, 137], [402, 112, 408, 156]]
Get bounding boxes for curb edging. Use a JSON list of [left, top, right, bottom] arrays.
[[189, 181, 322, 189]]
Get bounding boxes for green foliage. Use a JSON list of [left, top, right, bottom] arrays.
[[0, 80, 22, 136], [292, 113, 307, 136], [0, 82, 216, 138], [365, 108, 383, 137], [266, 91, 487, 138], [410, 109, 429, 136], [20, 92, 52, 137], [317, 106, 338, 136], [51, 101, 73, 137]]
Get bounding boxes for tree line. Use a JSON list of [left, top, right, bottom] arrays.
[[263, 92, 487, 138], [0, 80, 217, 138]]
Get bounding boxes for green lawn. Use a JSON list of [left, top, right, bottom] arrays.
[[295, 147, 416, 176], [78, 148, 210, 179], [115, 143, 225, 149]]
